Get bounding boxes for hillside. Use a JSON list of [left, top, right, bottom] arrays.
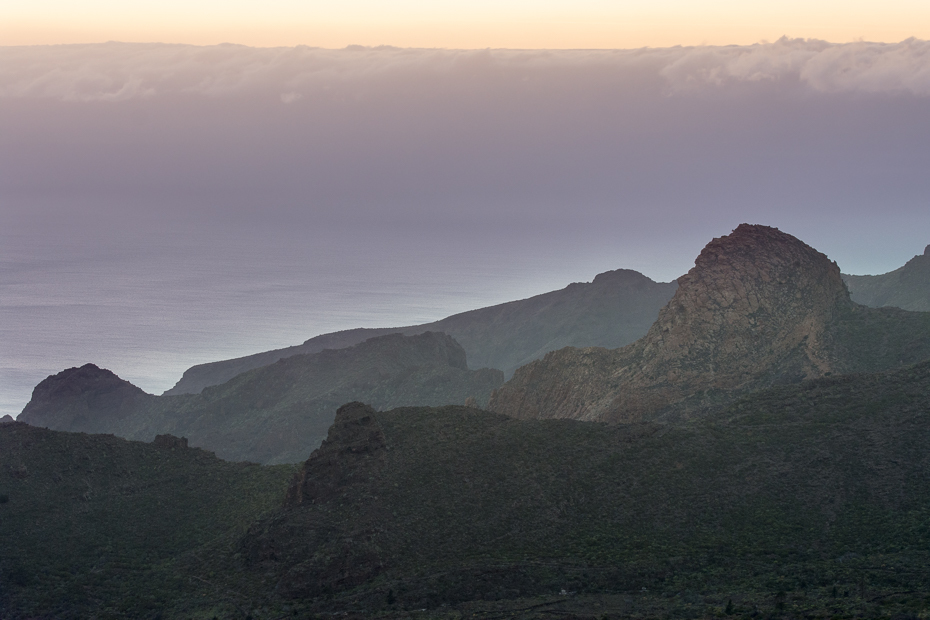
[[19, 332, 502, 464], [165, 268, 677, 395], [844, 244, 930, 311], [490, 225, 930, 423], [6, 360, 930, 618], [0, 422, 294, 619]]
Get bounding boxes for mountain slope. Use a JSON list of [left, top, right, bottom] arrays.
[[490, 225, 930, 423], [20, 332, 502, 464], [0, 422, 294, 619], [236, 361, 930, 616], [165, 269, 677, 395], [8, 360, 930, 618], [843, 244, 930, 311]]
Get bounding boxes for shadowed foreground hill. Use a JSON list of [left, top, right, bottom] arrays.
[[844, 244, 930, 311], [241, 364, 930, 616], [490, 225, 930, 423], [166, 269, 677, 395], [0, 423, 294, 619], [20, 332, 502, 464], [5, 359, 930, 618]]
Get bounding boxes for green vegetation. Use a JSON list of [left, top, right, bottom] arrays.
[[6, 360, 930, 618], [232, 361, 930, 617], [0, 424, 295, 618]]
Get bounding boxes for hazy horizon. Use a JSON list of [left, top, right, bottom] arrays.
[[3, 39, 930, 418]]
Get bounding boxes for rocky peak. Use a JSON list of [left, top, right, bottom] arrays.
[[490, 224, 858, 423], [925, 244, 929, 257], [591, 268, 657, 287], [636, 224, 851, 386], [0, 414, 14, 425]]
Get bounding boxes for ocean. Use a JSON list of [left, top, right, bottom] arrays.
[[1, 220, 671, 419]]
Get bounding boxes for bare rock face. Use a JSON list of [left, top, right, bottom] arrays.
[[490, 224, 854, 422]]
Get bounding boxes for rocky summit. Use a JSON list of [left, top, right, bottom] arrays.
[[490, 224, 930, 423]]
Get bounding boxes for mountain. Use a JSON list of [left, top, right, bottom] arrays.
[[165, 268, 677, 395], [7, 359, 930, 618], [490, 224, 930, 423], [19, 332, 502, 464], [843, 244, 930, 311]]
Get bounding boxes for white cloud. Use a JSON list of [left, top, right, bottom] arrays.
[[2, 39, 929, 102]]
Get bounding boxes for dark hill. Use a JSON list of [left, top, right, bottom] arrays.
[[19, 332, 502, 464], [165, 268, 677, 395], [7, 360, 930, 618], [843, 244, 930, 311], [490, 225, 930, 422], [238, 361, 930, 617], [0, 422, 293, 619]]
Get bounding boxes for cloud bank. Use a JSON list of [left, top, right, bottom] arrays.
[[2, 38, 930, 102], [2, 39, 930, 278]]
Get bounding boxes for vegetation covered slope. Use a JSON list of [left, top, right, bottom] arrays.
[[843, 244, 930, 311], [0, 422, 294, 619], [232, 360, 930, 618], [490, 225, 930, 423], [166, 268, 677, 395], [6, 358, 930, 618], [20, 332, 503, 464]]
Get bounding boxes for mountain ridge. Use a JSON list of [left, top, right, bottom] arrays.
[[843, 243, 930, 311], [164, 268, 677, 395], [19, 332, 502, 464]]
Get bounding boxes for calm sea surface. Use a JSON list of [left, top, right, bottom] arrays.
[[1, 222, 655, 419]]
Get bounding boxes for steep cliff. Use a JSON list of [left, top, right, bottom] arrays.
[[490, 224, 930, 422]]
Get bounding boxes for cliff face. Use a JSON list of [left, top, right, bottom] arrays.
[[165, 268, 676, 395], [490, 224, 930, 423]]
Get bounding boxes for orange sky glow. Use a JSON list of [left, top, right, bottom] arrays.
[[3, 1, 929, 48]]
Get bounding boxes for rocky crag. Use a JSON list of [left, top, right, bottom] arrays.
[[490, 224, 930, 423], [20, 332, 502, 464], [165, 268, 677, 395], [844, 244, 930, 311]]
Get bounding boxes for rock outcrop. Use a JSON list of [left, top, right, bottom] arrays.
[[284, 402, 386, 506], [490, 224, 930, 423]]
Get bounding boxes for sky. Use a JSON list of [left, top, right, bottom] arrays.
[[3, 39, 930, 280], [2, 4, 930, 416], [3, 0, 930, 48]]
